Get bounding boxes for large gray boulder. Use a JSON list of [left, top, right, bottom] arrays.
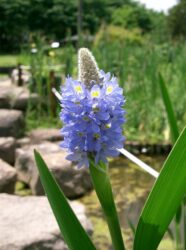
[[29, 128, 62, 143], [12, 92, 38, 111], [0, 194, 93, 250], [0, 159, 17, 193], [15, 142, 60, 184], [16, 137, 31, 148], [0, 109, 24, 138], [0, 137, 15, 164], [0, 87, 11, 108], [15, 142, 92, 198], [0, 86, 38, 111]]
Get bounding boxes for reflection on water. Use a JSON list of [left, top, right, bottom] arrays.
[[80, 155, 174, 250]]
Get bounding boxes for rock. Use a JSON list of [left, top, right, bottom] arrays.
[[15, 142, 60, 184], [8, 86, 38, 111], [15, 142, 92, 198], [16, 137, 31, 148], [0, 159, 17, 193], [0, 88, 11, 108], [0, 194, 93, 250], [0, 85, 38, 111], [12, 92, 38, 111], [0, 109, 24, 138], [32, 152, 92, 198], [29, 128, 62, 143], [0, 137, 15, 164], [0, 78, 12, 87]]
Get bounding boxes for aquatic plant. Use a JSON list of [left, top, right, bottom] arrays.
[[34, 48, 186, 250]]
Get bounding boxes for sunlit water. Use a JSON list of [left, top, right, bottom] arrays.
[[80, 155, 174, 250]]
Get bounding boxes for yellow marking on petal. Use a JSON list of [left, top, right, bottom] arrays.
[[106, 86, 113, 94], [92, 104, 100, 112], [93, 107, 100, 112], [74, 85, 83, 93], [83, 116, 89, 121], [91, 90, 100, 98], [105, 123, 111, 129], [77, 132, 84, 137], [75, 101, 80, 105], [94, 133, 100, 139]]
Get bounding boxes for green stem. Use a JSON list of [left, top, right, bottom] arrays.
[[89, 159, 125, 250]]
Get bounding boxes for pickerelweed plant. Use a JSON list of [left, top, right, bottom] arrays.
[[34, 48, 186, 250], [60, 48, 126, 249]]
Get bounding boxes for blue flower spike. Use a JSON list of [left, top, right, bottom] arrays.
[[60, 48, 125, 168]]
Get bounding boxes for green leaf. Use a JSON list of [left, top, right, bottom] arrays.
[[89, 159, 125, 250], [158, 73, 182, 226], [34, 150, 96, 250], [127, 217, 136, 236], [134, 126, 186, 250], [158, 73, 179, 143]]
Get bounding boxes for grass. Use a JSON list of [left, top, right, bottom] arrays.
[[0, 54, 19, 67], [2, 40, 185, 143], [0, 74, 9, 78], [93, 41, 186, 142], [0, 54, 30, 67]]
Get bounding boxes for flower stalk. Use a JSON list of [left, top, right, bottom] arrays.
[[89, 158, 125, 250]]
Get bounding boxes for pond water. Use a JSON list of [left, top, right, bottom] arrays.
[[80, 154, 175, 250]]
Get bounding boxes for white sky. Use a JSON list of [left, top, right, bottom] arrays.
[[135, 0, 177, 13]]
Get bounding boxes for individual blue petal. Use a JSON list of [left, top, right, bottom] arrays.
[[90, 85, 102, 99], [66, 152, 81, 161]]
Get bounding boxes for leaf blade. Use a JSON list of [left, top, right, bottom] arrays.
[[134, 126, 186, 250], [89, 159, 125, 250], [34, 150, 96, 250], [158, 73, 179, 142]]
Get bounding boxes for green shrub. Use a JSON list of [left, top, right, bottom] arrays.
[[94, 25, 144, 46], [111, 5, 153, 33]]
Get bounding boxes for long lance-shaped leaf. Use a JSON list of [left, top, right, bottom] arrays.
[[34, 150, 96, 250], [158, 72, 182, 247], [89, 159, 125, 250], [158, 73, 179, 143], [134, 126, 186, 250]]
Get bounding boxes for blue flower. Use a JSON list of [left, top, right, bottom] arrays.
[[60, 70, 125, 168]]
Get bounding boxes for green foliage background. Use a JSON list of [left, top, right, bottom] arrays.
[[167, 0, 186, 38], [0, 0, 171, 52], [1, 0, 186, 143]]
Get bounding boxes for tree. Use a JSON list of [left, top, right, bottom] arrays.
[[167, 0, 186, 37], [0, 0, 29, 52], [0, 0, 163, 53], [111, 4, 153, 33]]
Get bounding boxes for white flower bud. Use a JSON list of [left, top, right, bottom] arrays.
[[78, 48, 100, 87]]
